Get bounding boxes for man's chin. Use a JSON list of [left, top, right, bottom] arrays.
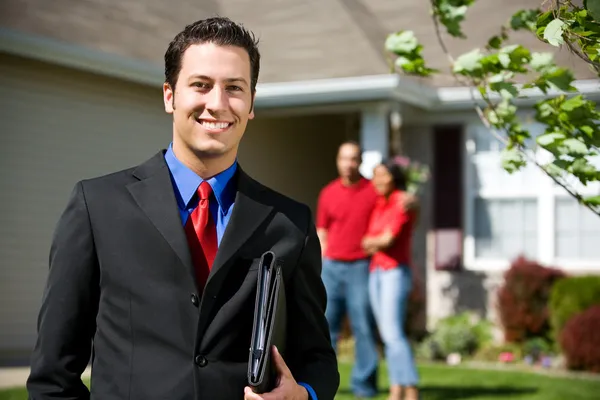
[[192, 144, 229, 158]]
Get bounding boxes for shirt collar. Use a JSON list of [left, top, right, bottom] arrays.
[[164, 143, 237, 213]]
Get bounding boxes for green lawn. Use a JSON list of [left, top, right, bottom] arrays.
[[336, 362, 600, 400], [2, 362, 599, 400]]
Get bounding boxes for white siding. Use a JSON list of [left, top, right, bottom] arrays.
[[0, 54, 171, 361]]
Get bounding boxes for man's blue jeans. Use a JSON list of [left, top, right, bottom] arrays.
[[321, 257, 378, 397]]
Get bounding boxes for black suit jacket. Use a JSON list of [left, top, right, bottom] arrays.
[[27, 151, 340, 400]]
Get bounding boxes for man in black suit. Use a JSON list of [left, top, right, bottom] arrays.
[[27, 17, 339, 400]]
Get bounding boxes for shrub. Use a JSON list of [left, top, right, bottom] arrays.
[[522, 337, 552, 362], [417, 312, 492, 361], [549, 276, 600, 344], [560, 305, 600, 373], [473, 342, 523, 362], [497, 256, 566, 343]]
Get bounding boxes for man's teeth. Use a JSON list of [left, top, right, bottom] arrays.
[[200, 121, 230, 129]]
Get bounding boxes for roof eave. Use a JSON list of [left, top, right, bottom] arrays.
[[1, 27, 598, 111]]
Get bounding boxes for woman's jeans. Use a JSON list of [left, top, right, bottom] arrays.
[[369, 266, 419, 386]]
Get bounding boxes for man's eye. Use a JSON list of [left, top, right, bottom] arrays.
[[193, 82, 209, 89], [227, 85, 242, 92]]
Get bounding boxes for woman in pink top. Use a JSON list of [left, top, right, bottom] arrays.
[[362, 159, 419, 400]]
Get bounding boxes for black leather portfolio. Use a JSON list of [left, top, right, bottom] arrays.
[[247, 251, 287, 393]]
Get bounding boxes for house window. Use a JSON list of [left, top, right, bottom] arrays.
[[464, 121, 600, 271], [474, 198, 538, 259], [555, 197, 600, 259]]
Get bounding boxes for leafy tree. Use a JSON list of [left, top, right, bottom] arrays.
[[385, 0, 600, 215]]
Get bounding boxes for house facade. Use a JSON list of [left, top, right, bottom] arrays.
[[0, 0, 598, 364]]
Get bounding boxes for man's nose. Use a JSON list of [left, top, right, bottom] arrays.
[[205, 86, 227, 112]]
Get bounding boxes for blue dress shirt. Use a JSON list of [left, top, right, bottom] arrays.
[[163, 144, 318, 400]]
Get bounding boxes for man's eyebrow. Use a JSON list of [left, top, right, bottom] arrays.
[[225, 77, 249, 86], [189, 74, 213, 81], [188, 75, 248, 86]]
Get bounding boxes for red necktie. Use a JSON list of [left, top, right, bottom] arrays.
[[184, 181, 218, 290]]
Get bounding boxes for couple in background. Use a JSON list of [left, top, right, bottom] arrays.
[[317, 141, 420, 400]]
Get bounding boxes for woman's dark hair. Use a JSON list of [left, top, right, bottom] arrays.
[[380, 158, 408, 191]]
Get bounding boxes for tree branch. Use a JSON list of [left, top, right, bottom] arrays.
[[478, 91, 599, 216], [427, 0, 600, 216]]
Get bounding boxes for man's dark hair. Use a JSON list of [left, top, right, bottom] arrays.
[[164, 17, 260, 93], [381, 158, 408, 191]]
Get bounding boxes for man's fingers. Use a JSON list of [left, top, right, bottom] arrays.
[[271, 346, 292, 378], [244, 386, 263, 400]]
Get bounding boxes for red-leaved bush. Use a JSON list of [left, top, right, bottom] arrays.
[[497, 256, 566, 342], [560, 305, 600, 373]]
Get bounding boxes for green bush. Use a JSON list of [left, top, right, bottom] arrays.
[[473, 342, 523, 362], [522, 337, 552, 361], [549, 276, 600, 343], [418, 312, 493, 361]]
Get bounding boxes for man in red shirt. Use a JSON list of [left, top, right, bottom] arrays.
[[316, 141, 380, 398]]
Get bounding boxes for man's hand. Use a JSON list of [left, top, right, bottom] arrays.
[[401, 192, 419, 211], [243, 346, 309, 400]]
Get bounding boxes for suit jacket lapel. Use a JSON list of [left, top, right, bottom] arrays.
[[196, 168, 273, 339], [126, 151, 195, 283], [209, 168, 273, 281]]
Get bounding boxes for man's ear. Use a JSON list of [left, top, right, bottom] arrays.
[[249, 91, 256, 120], [163, 82, 175, 113]]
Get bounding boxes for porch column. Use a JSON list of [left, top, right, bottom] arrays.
[[359, 105, 390, 179]]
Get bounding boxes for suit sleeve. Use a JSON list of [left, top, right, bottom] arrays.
[[287, 206, 340, 400], [27, 181, 99, 399]]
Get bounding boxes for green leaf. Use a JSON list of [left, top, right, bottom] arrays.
[[487, 36, 503, 49], [501, 148, 527, 173], [453, 48, 484, 73], [544, 19, 566, 46], [498, 53, 511, 68], [530, 52, 554, 72], [537, 132, 566, 146], [385, 31, 419, 54], [563, 138, 589, 155], [585, 0, 600, 21], [581, 125, 595, 137], [545, 68, 577, 91], [511, 9, 540, 31], [395, 56, 411, 67], [584, 195, 600, 206], [544, 163, 564, 177], [536, 10, 554, 29], [571, 158, 598, 182], [434, 0, 476, 38], [561, 95, 586, 111], [490, 81, 519, 99]]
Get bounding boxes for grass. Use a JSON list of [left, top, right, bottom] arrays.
[[336, 361, 600, 400], [2, 362, 599, 400]]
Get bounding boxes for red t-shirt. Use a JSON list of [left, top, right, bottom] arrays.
[[366, 190, 415, 270], [316, 177, 378, 261]]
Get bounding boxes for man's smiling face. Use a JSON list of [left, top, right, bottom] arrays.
[[163, 42, 255, 163]]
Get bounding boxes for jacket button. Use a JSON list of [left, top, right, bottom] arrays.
[[195, 355, 208, 367], [190, 294, 199, 307]]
